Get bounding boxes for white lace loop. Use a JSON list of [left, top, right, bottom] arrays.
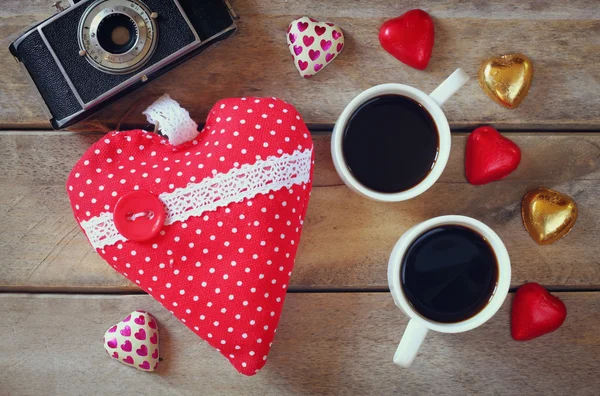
[[80, 148, 313, 250], [143, 94, 199, 146]]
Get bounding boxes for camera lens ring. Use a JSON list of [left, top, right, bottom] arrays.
[[88, 9, 147, 62], [96, 13, 139, 55], [78, 0, 158, 75]]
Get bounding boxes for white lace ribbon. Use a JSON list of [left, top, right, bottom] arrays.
[[143, 94, 199, 146], [80, 148, 313, 250]]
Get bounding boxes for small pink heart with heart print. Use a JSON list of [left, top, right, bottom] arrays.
[[287, 16, 345, 78], [135, 329, 147, 341], [123, 315, 131, 322], [103, 311, 159, 372], [139, 361, 151, 370], [107, 338, 118, 349], [309, 49, 321, 61], [136, 344, 148, 357], [121, 340, 132, 352]]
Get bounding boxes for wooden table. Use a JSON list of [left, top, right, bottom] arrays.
[[1, 1, 599, 394]]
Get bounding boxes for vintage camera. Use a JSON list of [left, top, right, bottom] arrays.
[[9, 0, 238, 129]]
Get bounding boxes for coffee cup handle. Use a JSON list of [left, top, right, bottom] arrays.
[[429, 68, 470, 107], [394, 319, 429, 368]]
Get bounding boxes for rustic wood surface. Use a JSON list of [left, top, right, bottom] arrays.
[[1, 0, 600, 129], [1, 132, 599, 291], [1, 292, 598, 395]]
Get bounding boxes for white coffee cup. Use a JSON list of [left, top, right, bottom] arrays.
[[387, 215, 511, 367], [331, 69, 470, 202]]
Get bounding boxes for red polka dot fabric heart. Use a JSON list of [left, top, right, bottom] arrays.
[[67, 97, 314, 375]]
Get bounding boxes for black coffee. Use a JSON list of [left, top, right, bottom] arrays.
[[342, 95, 439, 193], [401, 226, 498, 323]]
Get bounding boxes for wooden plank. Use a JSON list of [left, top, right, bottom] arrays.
[[1, 132, 600, 291], [0, 292, 598, 395], [1, 1, 599, 129]]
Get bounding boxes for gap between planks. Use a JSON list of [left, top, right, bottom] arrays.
[[1, 286, 598, 295]]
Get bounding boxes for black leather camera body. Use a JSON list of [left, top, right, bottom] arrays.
[[9, 0, 237, 129]]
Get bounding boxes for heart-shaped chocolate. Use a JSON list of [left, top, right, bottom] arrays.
[[511, 283, 567, 341], [103, 311, 159, 371], [378, 9, 435, 70], [465, 126, 521, 185], [68, 97, 314, 375], [522, 188, 577, 245], [286, 16, 344, 78], [478, 53, 533, 109]]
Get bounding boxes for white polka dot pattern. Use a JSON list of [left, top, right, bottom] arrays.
[[66, 97, 314, 376]]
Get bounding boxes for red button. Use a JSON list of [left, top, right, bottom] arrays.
[[113, 191, 166, 242]]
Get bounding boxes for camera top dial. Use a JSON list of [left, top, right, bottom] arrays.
[[78, 0, 158, 74]]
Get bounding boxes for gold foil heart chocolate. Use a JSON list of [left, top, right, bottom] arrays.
[[522, 188, 578, 245], [478, 54, 533, 109]]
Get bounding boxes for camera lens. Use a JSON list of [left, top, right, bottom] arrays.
[[79, 0, 158, 74], [96, 13, 138, 54]]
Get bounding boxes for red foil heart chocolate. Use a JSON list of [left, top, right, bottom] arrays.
[[465, 126, 521, 185], [511, 283, 567, 341], [67, 97, 314, 375], [378, 9, 435, 70]]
